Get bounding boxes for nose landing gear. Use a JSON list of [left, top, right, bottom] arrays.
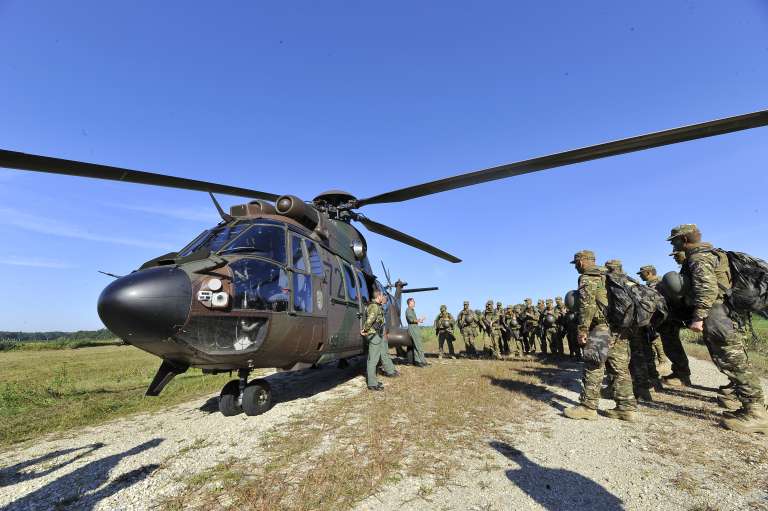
[[218, 369, 273, 416]]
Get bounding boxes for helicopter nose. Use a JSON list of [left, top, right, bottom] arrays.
[[97, 267, 192, 344]]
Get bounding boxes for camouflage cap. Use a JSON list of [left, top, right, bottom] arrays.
[[605, 259, 622, 269], [486, 300, 493, 306], [666, 224, 699, 241], [637, 264, 656, 275], [545, 298, 553, 304], [570, 250, 596, 264], [440, 304, 447, 310], [463, 300, 469, 305], [496, 301, 502, 307], [555, 296, 563, 302], [525, 298, 532, 303]]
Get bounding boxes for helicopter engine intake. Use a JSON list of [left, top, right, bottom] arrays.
[[275, 194, 319, 230]]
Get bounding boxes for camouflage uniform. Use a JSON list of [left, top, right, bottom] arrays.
[[363, 300, 396, 388], [654, 254, 693, 384], [535, 299, 546, 353], [521, 299, 540, 353], [669, 225, 765, 428], [506, 305, 523, 356], [553, 297, 568, 355], [434, 305, 457, 358], [482, 300, 501, 359], [565, 250, 637, 419], [457, 301, 479, 356], [540, 299, 558, 355], [638, 265, 681, 385], [496, 302, 510, 355]]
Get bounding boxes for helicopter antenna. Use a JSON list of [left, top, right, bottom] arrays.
[[380, 260, 393, 289], [208, 192, 234, 222]]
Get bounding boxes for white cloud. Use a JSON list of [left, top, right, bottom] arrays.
[[0, 256, 74, 269], [0, 207, 174, 250]]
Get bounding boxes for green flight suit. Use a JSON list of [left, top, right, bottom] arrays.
[[405, 307, 427, 365], [363, 301, 395, 387]]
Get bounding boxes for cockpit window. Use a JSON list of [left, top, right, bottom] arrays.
[[291, 235, 308, 272], [219, 225, 286, 263], [356, 270, 370, 303], [342, 263, 358, 302], [179, 223, 250, 257], [230, 258, 289, 312]]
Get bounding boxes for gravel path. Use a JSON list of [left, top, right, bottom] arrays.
[[2, 356, 767, 511]]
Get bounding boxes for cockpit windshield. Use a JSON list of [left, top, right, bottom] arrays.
[[178, 223, 250, 257], [219, 225, 286, 264]]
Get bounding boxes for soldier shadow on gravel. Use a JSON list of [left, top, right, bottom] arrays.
[[5, 438, 163, 511], [514, 366, 583, 395], [0, 443, 105, 487], [484, 376, 578, 412], [199, 359, 364, 413], [489, 441, 625, 511]]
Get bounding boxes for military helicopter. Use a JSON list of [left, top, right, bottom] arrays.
[[1, 108, 766, 416]]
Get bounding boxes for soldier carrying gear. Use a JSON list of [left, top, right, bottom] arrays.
[[505, 305, 523, 357], [362, 290, 399, 391], [457, 301, 479, 357], [535, 299, 546, 353], [540, 298, 558, 355], [482, 300, 502, 359], [668, 224, 768, 434], [434, 304, 457, 359], [521, 298, 540, 353], [637, 265, 681, 386], [496, 301, 510, 355], [552, 296, 567, 355], [564, 250, 638, 422]]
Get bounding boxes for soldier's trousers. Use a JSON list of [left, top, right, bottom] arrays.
[[536, 330, 546, 353], [704, 303, 764, 405], [580, 326, 637, 411], [510, 331, 523, 355], [553, 326, 566, 355], [461, 330, 477, 355], [408, 326, 427, 365], [650, 335, 666, 364], [567, 325, 581, 358], [543, 327, 560, 354], [437, 331, 456, 356], [629, 327, 660, 391], [366, 333, 396, 387], [486, 331, 501, 357], [499, 332, 511, 354], [657, 320, 690, 378]]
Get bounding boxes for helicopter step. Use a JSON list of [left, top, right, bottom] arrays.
[[219, 369, 273, 417]]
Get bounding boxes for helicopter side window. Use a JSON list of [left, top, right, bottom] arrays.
[[342, 263, 358, 303], [291, 235, 308, 272], [333, 259, 346, 300], [230, 259, 289, 312], [218, 225, 286, 263], [356, 270, 370, 304], [179, 223, 250, 257], [293, 273, 313, 313], [304, 240, 324, 276]]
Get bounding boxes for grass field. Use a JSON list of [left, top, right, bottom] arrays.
[[0, 345, 232, 449]]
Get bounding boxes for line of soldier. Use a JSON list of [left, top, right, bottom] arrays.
[[434, 298, 583, 360], [563, 224, 767, 435]]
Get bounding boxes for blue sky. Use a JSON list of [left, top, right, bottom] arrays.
[[1, 1, 767, 330]]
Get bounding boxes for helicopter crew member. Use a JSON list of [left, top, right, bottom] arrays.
[[457, 301, 479, 357], [434, 305, 457, 359], [405, 297, 429, 367], [362, 290, 398, 391], [564, 250, 638, 422]]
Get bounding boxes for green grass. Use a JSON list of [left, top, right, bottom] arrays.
[[0, 345, 232, 449], [10, 338, 124, 351]]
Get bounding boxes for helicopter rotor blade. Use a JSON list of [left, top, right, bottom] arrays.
[[355, 215, 461, 263], [402, 287, 439, 293], [355, 108, 768, 206], [0, 149, 280, 201]]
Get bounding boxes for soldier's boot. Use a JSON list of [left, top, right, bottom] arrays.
[[662, 373, 691, 387], [721, 406, 749, 419], [600, 383, 615, 399], [721, 404, 768, 434], [563, 405, 598, 421], [717, 380, 735, 395], [717, 393, 741, 411], [650, 379, 664, 392], [603, 408, 638, 422], [635, 388, 653, 402]]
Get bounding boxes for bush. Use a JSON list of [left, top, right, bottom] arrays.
[[0, 339, 19, 352]]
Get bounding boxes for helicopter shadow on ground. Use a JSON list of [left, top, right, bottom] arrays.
[[199, 357, 365, 414], [4, 438, 163, 511], [489, 441, 625, 511], [483, 375, 578, 413], [0, 443, 105, 488]]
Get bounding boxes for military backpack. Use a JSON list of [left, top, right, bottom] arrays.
[[604, 273, 668, 329], [723, 251, 768, 317]]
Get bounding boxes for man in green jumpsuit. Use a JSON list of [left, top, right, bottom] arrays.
[[457, 301, 479, 357], [405, 297, 429, 367], [668, 224, 768, 433], [434, 305, 457, 359], [362, 290, 398, 390], [564, 250, 638, 422]]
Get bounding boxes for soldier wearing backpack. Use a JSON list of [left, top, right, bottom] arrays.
[[563, 250, 638, 422], [638, 263, 691, 387], [668, 224, 768, 434]]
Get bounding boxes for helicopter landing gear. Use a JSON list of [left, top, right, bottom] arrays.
[[218, 369, 272, 416]]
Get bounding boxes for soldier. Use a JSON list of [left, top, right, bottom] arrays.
[[482, 300, 502, 359], [605, 259, 657, 401], [564, 298, 581, 359], [457, 301, 479, 357], [564, 250, 638, 421], [554, 296, 568, 355], [362, 289, 399, 390], [540, 299, 558, 355], [521, 298, 540, 353], [434, 305, 457, 359], [506, 305, 523, 357], [668, 224, 768, 433], [535, 299, 546, 354], [405, 297, 430, 367], [496, 301, 510, 355]]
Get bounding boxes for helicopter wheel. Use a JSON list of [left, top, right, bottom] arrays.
[[219, 379, 243, 416], [242, 379, 272, 416]]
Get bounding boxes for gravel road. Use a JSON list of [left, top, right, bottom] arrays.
[[2, 356, 767, 511]]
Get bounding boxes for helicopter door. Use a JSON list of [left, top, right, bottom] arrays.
[[340, 260, 364, 350], [326, 256, 360, 354]]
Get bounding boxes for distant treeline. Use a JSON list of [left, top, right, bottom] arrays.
[[0, 329, 115, 342]]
